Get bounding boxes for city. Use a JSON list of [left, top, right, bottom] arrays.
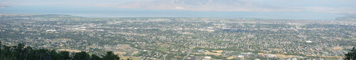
[[0, 14, 355, 60]]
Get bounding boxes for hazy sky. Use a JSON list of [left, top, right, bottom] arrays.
[[0, 0, 355, 20]]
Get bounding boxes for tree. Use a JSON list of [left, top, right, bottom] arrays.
[[59, 51, 71, 60], [103, 51, 120, 60], [91, 54, 102, 60], [73, 51, 91, 60], [0, 42, 122, 60], [345, 47, 356, 60]]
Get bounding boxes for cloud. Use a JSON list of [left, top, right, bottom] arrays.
[[112, 0, 292, 12], [97, 0, 355, 14], [2, 0, 355, 14]]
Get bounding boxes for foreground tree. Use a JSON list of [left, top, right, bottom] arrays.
[[103, 51, 120, 60], [345, 47, 356, 60], [73, 51, 91, 60], [0, 42, 124, 60]]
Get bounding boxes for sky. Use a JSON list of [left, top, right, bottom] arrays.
[[0, 0, 355, 20]]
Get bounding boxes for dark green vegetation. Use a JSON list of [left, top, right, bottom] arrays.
[[0, 42, 121, 60], [345, 47, 356, 60]]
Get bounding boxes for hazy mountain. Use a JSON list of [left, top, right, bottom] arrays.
[[0, 4, 8, 8], [336, 15, 356, 21], [116, 0, 286, 11]]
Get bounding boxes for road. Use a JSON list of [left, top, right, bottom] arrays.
[[182, 47, 194, 60]]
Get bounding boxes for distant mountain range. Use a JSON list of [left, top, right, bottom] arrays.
[[0, 4, 8, 8], [116, 0, 287, 11], [0, 14, 77, 18], [336, 15, 356, 21]]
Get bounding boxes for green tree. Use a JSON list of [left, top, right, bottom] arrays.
[[345, 47, 356, 60], [59, 51, 71, 60], [0, 42, 121, 60], [73, 51, 91, 60], [103, 51, 120, 60], [91, 54, 102, 60]]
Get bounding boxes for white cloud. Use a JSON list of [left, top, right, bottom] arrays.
[[107, 0, 355, 14], [1, 0, 355, 14], [111, 0, 291, 12]]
